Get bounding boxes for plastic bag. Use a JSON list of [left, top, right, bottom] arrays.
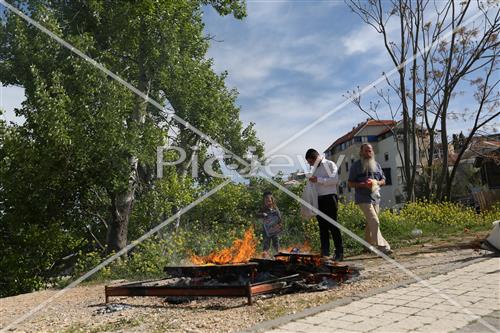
[[300, 181, 318, 219]]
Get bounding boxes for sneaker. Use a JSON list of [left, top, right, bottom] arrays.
[[334, 253, 344, 262]]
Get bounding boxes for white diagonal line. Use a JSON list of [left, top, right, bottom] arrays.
[[0, 0, 250, 169], [265, 5, 490, 157], [260, 174, 499, 333], [0, 179, 232, 332]]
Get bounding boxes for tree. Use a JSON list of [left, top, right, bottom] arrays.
[[346, 0, 499, 201], [0, 0, 263, 295]]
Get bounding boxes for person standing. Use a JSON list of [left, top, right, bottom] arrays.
[[305, 148, 343, 261], [348, 143, 392, 254], [257, 191, 283, 258]]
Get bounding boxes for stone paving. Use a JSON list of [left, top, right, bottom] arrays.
[[263, 257, 500, 333]]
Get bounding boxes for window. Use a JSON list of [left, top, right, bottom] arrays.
[[354, 136, 362, 143], [345, 162, 349, 172], [338, 167, 341, 175], [382, 168, 392, 185], [362, 136, 368, 143], [384, 153, 389, 161]]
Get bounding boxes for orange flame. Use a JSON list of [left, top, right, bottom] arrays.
[[190, 228, 257, 265], [284, 240, 312, 253], [276, 241, 323, 266]]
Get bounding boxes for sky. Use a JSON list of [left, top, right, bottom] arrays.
[[1, 1, 498, 176], [202, 1, 391, 170]]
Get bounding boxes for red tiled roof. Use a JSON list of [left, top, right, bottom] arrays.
[[326, 120, 397, 151], [475, 140, 500, 148]]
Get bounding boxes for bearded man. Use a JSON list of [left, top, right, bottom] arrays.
[[348, 143, 392, 254]]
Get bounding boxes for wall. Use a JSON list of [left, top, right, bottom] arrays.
[[376, 135, 403, 208]]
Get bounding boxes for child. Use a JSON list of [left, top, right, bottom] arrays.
[[257, 191, 283, 258]]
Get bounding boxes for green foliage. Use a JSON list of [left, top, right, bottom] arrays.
[[400, 200, 484, 229], [0, 0, 260, 297]]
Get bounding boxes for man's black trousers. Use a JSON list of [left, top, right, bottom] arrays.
[[316, 194, 343, 257]]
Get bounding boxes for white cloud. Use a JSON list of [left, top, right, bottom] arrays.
[[206, 3, 348, 99], [341, 25, 383, 55]]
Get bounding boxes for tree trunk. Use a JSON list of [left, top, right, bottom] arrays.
[[435, 1, 457, 201], [105, 18, 150, 253], [397, 2, 412, 201], [426, 132, 435, 198], [408, 1, 420, 202], [107, 187, 134, 253], [436, 108, 449, 200]]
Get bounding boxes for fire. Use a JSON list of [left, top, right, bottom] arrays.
[[274, 241, 324, 266], [284, 240, 312, 253], [191, 228, 257, 265]]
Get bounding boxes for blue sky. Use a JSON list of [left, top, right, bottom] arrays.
[[1, 1, 498, 175], [202, 2, 390, 161]]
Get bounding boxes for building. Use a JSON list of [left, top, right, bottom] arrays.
[[324, 119, 426, 208], [288, 170, 307, 182], [471, 135, 500, 190]]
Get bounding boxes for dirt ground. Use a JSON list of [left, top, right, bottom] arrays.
[[0, 233, 493, 333]]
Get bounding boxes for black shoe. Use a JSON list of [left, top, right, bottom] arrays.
[[334, 253, 344, 262], [382, 248, 393, 256]]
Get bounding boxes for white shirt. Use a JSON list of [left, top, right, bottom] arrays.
[[312, 158, 339, 196]]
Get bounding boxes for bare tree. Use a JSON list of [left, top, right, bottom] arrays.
[[346, 0, 499, 201]]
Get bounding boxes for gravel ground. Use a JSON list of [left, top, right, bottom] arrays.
[[0, 234, 492, 333]]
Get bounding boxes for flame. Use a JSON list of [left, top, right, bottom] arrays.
[[190, 228, 257, 265], [284, 240, 312, 253], [275, 241, 324, 266]]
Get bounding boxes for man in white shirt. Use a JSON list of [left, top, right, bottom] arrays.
[[305, 148, 343, 261]]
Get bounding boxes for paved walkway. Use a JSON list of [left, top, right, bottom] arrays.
[[263, 257, 500, 333]]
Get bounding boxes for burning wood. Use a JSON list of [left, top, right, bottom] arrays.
[[164, 263, 258, 282], [284, 241, 313, 254], [275, 251, 323, 266]]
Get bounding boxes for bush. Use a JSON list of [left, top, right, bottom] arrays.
[[398, 199, 498, 233], [73, 237, 176, 282]]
